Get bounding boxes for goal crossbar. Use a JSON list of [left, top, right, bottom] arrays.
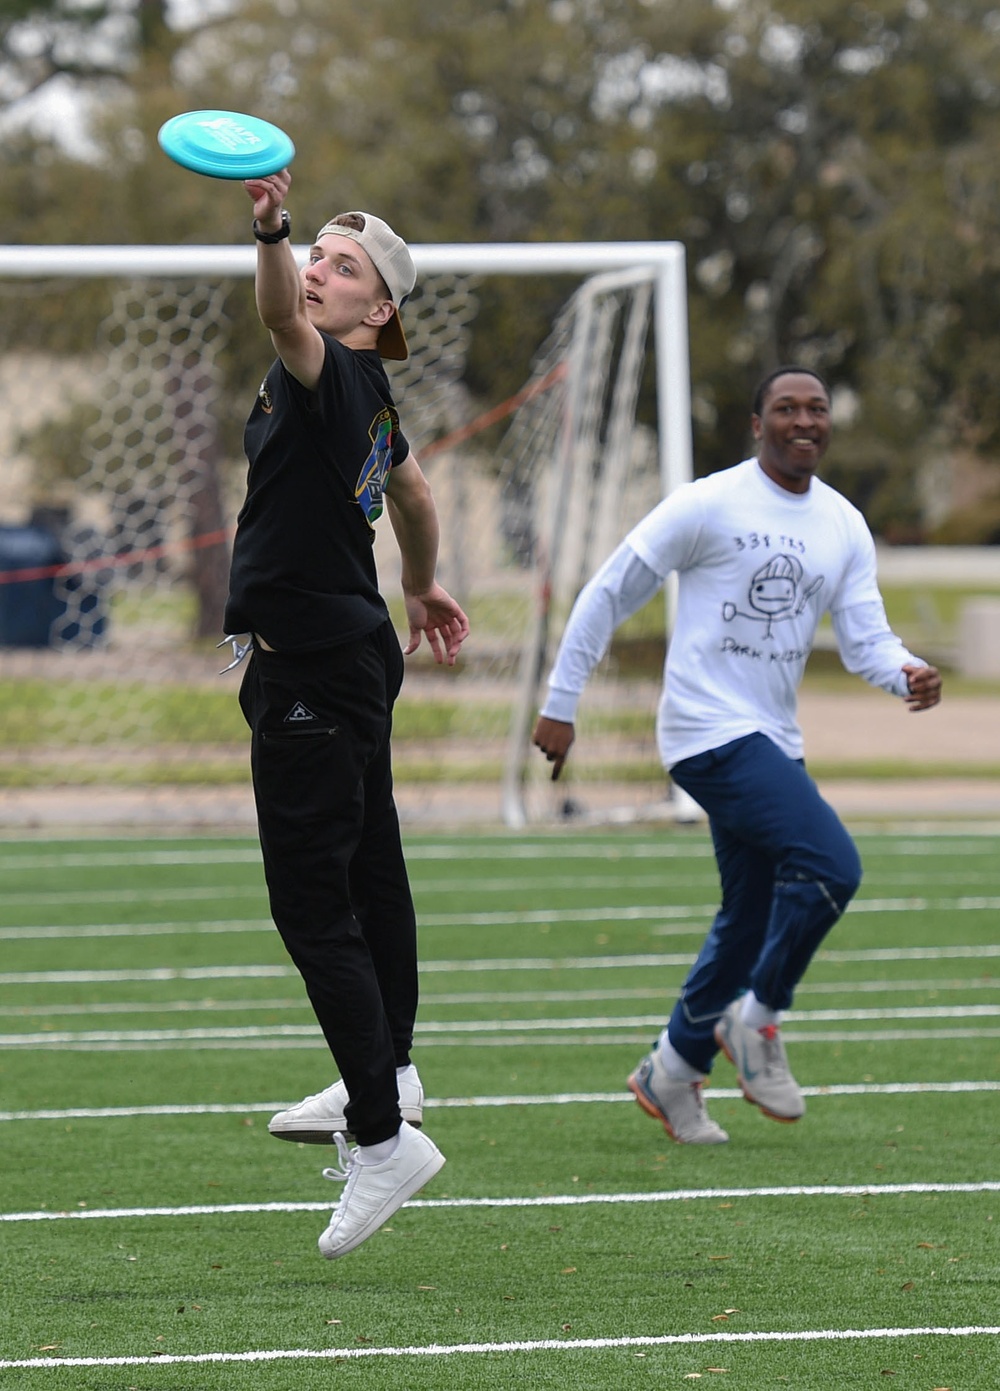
[[0, 240, 682, 277], [0, 240, 692, 500]]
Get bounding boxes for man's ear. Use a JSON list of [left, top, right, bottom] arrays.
[[750, 413, 763, 441], [365, 299, 395, 329]]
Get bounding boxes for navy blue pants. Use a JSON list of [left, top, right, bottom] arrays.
[[238, 622, 416, 1146], [666, 732, 862, 1074]]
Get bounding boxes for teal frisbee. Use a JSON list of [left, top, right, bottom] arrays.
[[158, 109, 295, 180]]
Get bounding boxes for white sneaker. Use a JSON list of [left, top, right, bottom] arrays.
[[628, 1048, 728, 1144], [317, 1121, 445, 1259], [268, 1064, 424, 1143], [714, 1003, 805, 1122]]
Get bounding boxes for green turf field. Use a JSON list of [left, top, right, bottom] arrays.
[[0, 827, 998, 1389]]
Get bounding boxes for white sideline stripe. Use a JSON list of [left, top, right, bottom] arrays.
[[0, 1019, 644, 1045], [0, 916, 711, 943], [3, 902, 1000, 945], [1, 1325, 998, 1370], [0, 893, 724, 919], [7, 975, 997, 1019], [0, 920, 275, 941], [4, 942, 1000, 983], [797, 1004, 1000, 1021], [0, 849, 265, 870], [0, 997, 308, 1019], [0, 842, 718, 870], [2, 1080, 997, 1124], [0, 888, 266, 906], [418, 874, 718, 894], [0, 1021, 666, 1045], [5, 1029, 1000, 1052], [821, 943, 1000, 962], [0, 965, 295, 985], [3, 834, 995, 867], [427, 907, 710, 926], [2, 830, 998, 873], [417, 897, 1000, 927], [4, 1004, 1000, 1048], [4, 890, 1000, 916], [4, 1180, 1000, 1226], [799, 975, 1000, 995]]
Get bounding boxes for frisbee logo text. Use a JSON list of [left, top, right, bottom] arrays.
[[197, 117, 265, 152]]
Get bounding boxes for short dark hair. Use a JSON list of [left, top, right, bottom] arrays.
[[752, 365, 830, 417]]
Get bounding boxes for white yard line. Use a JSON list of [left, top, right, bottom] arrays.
[[1, 1028, 997, 1050], [0, 945, 997, 986], [3, 888, 1000, 922], [2, 1079, 998, 1125], [2, 1003, 1000, 1049], [0, 920, 274, 940], [2, 829, 999, 874], [1, 1323, 998, 1371], [0, 841, 721, 870], [4, 975, 995, 1018], [4, 1179, 1000, 1225]]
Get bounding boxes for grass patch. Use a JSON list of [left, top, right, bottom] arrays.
[[0, 828, 998, 1387]]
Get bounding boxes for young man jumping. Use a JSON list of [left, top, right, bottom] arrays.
[[224, 169, 468, 1256]]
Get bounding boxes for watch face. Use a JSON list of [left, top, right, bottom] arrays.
[[158, 110, 295, 179]]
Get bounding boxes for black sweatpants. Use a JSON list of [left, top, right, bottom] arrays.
[[238, 621, 417, 1146]]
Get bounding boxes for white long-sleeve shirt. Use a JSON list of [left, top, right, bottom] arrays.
[[541, 458, 924, 767]]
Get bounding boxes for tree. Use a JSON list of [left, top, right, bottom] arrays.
[[7, 0, 1000, 545]]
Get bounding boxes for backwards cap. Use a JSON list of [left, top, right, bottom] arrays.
[[314, 212, 416, 361]]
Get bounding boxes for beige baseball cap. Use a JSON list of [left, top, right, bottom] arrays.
[[315, 212, 416, 360]]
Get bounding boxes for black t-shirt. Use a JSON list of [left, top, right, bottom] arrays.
[[224, 334, 410, 652]]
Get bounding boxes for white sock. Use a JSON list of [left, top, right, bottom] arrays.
[[355, 1069, 414, 1164], [739, 992, 781, 1031], [356, 1132, 400, 1166], [656, 1031, 706, 1082]]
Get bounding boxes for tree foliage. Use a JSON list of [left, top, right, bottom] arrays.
[[5, 0, 1000, 538]]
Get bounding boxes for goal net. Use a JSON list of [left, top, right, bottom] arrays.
[[0, 241, 692, 828]]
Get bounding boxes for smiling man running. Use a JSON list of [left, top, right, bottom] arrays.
[[532, 366, 941, 1146]]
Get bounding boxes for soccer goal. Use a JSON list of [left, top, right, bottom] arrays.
[[0, 240, 692, 827]]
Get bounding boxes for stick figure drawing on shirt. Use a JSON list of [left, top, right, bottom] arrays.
[[722, 554, 824, 639]]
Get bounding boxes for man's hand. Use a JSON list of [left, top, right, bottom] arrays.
[[532, 715, 575, 781], [902, 662, 942, 711], [244, 169, 292, 227], [403, 585, 469, 666]]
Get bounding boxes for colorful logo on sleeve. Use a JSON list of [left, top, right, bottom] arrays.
[[355, 408, 397, 527]]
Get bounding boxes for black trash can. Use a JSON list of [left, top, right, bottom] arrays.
[[0, 524, 62, 648]]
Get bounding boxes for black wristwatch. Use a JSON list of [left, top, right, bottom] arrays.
[[253, 211, 291, 243]]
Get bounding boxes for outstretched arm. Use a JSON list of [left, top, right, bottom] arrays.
[[244, 169, 326, 391], [385, 452, 469, 665]]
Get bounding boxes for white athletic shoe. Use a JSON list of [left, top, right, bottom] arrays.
[[268, 1064, 424, 1143], [628, 1047, 729, 1144], [714, 1003, 805, 1122], [317, 1121, 446, 1259]]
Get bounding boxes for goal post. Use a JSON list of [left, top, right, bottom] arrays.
[[0, 240, 692, 827]]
